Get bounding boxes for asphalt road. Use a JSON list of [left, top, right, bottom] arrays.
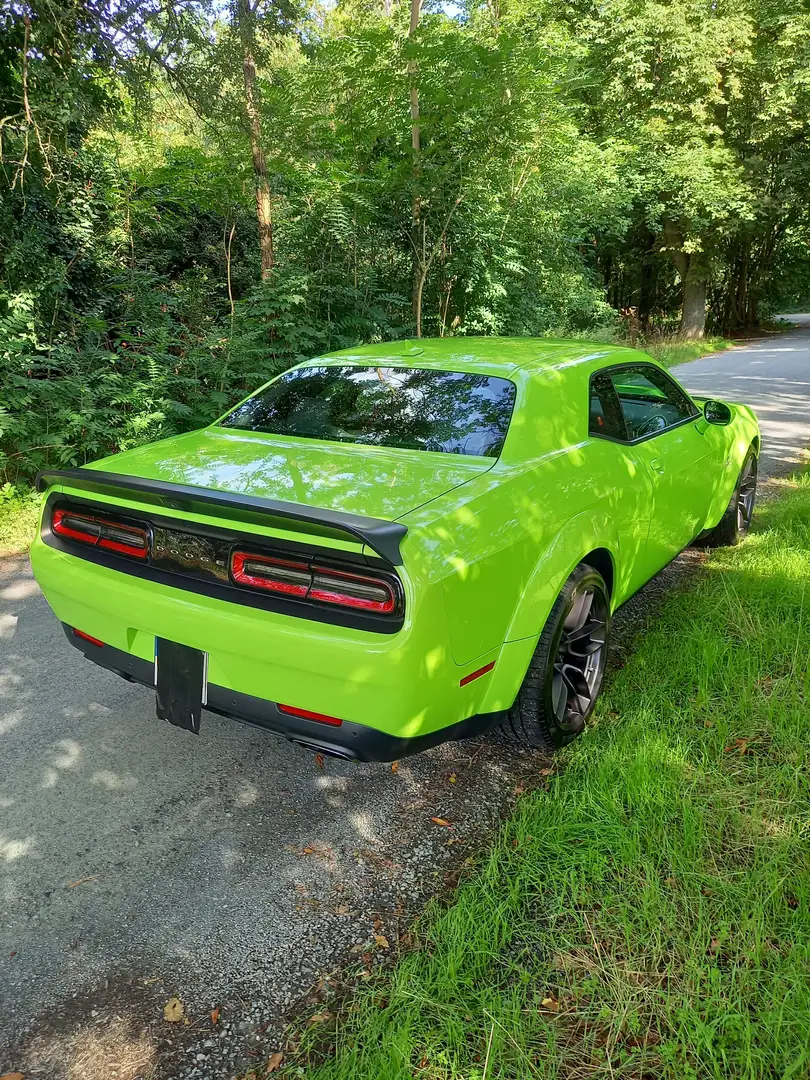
[[2, 318, 809, 1079], [676, 312, 810, 479]]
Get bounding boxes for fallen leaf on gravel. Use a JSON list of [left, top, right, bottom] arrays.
[[163, 997, 185, 1023], [68, 875, 99, 888], [314, 753, 325, 769], [373, 915, 383, 930], [266, 1051, 284, 1073], [0, 1072, 25, 1080], [375, 935, 390, 949], [431, 817, 452, 827], [539, 767, 554, 777], [390, 761, 399, 773], [448, 772, 457, 784], [210, 1005, 220, 1026], [335, 904, 349, 915], [541, 996, 559, 1012], [309, 1010, 331, 1024]]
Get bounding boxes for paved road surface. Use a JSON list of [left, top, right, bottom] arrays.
[[677, 313, 810, 479], [2, 318, 809, 1078]]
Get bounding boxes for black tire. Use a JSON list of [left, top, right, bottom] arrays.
[[501, 563, 610, 751], [701, 448, 758, 548]]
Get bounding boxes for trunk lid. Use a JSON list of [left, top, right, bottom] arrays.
[[84, 427, 493, 521]]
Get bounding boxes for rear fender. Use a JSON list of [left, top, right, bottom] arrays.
[[502, 508, 620, 648], [475, 510, 619, 713]]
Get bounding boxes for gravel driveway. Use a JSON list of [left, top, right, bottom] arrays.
[[2, 319, 809, 1079]]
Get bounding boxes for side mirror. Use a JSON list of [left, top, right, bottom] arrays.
[[703, 399, 732, 426]]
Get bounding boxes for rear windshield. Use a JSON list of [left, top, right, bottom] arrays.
[[219, 365, 516, 458]]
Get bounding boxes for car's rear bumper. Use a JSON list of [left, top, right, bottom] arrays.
[[63, 624, 494, 761], [30, 531, 510, 759]]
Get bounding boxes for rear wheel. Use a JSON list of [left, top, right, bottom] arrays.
[[501, 564, 610, 751], [701, 449, 757, 547]]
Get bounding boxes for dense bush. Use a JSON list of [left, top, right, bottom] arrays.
[[1, 0, 808, 483]]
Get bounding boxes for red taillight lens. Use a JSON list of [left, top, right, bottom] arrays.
[[53, 508, 149, 560], [278, 703, 343, 727], [230, 550, 397, 614], [231, 551, 311, 596], [310, 566, 396, 613]]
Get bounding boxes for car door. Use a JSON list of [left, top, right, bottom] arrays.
[[587, 371, 655, 603], [602, 364, 715, 572]]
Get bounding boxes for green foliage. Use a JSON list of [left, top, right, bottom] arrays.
[[1, 0, 809, 482], [0, 482, 41, 555]]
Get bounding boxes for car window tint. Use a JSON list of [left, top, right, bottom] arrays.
[[608, 366, 697, 441], [220, 365, 517, 458], [589, 373, 628, 440]]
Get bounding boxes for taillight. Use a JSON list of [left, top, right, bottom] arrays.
[[310, 566, 395, 613], [231, 552, 310, 596], [230, 549, 397, 614], [52, 508, 149, 560]]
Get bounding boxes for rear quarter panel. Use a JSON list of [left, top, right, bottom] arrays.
[[403, 358, 632, 669]]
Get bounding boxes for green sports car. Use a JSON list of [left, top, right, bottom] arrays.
[[31, 338, 759, 759]]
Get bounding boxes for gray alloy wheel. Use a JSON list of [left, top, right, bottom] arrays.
[[501, 563, 610, 751]]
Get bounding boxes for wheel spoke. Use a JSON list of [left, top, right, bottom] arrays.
[[560, 664, 591, 709], [551, 671, 567, 721], [565, 618, 605, 644], [564, 588, 594, 633]]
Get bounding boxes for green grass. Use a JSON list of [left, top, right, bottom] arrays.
[[289, 474, 810, 1080], [643, 336, 734, 368], [0, 484, 41, 556]]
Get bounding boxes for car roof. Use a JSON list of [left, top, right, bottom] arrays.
[[316, 337, 643, 380]]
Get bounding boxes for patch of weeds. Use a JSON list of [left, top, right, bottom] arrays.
[[0, 483, 41, 556]]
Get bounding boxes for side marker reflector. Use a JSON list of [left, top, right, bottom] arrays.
[[278, 703, 344, 727], [459, 661, 496, 687], [73, 628, 105, 647]]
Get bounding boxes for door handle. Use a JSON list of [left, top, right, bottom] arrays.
[[649, 458, 665, 474]]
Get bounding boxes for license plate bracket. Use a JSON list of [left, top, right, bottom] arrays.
[[154, 638, 207, 734]]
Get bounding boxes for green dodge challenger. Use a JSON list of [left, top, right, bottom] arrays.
[[31, 338, 759, 759]]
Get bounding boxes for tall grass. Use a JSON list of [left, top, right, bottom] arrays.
[[291, 473, 810, 1080]]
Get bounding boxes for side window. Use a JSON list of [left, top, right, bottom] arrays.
[[589, 372, 629, 440], [608, 366, 698, 441]]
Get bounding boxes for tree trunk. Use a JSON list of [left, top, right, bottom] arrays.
[[661, 219, 707, 339], [408, 0, 423, 336], [638, 229, 656, 329], [237, 0, 274, 280], [680, 271, 706, 339]]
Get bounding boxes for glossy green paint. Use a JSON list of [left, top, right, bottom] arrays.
[[30, 337, 760, 746]]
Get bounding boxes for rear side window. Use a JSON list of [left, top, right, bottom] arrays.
[[589, 373, 628, 440], [589, 364, 698, 443], [220, 365, 517, 458]]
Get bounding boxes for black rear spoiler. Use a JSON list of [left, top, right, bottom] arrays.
[[35, 468, 408, 566]]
